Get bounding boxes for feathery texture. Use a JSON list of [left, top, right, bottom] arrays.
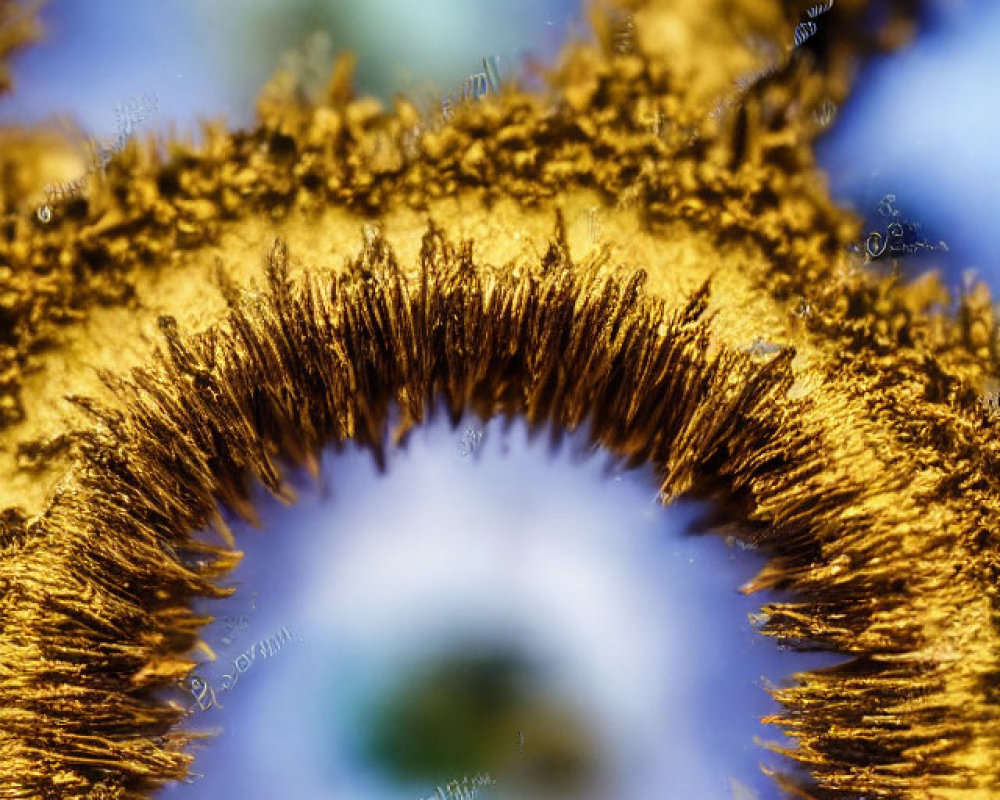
[[0, 0, 998, 798]]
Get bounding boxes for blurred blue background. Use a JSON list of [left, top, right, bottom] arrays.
[[0, 0, 584, 143]]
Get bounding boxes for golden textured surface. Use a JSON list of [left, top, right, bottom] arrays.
[[1, 0, 999, 797]]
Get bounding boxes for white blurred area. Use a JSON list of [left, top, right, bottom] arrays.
[[158, 407, 838, 800]]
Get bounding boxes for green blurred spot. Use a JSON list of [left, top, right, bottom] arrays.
[[361, 650, 527, 781], [351, 644, 602, 797]]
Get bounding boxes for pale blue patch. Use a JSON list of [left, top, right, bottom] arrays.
[[157, 405, 840, 800]]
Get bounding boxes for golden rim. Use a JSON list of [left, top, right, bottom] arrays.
[[0, 225, 993, 797]]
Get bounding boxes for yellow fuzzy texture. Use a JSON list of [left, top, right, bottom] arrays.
[[0, 1, 998, 797]]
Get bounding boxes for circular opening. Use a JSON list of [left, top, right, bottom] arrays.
[[6, 237, 877, 799], [157, 407, 839, 800]]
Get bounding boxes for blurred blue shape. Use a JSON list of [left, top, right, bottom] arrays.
[[818, 0, 1000, 291], [0, 0, 226, 138], [0, 0, 583, 138]]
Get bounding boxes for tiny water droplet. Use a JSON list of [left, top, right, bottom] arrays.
[[749, 611, 770, 628]]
